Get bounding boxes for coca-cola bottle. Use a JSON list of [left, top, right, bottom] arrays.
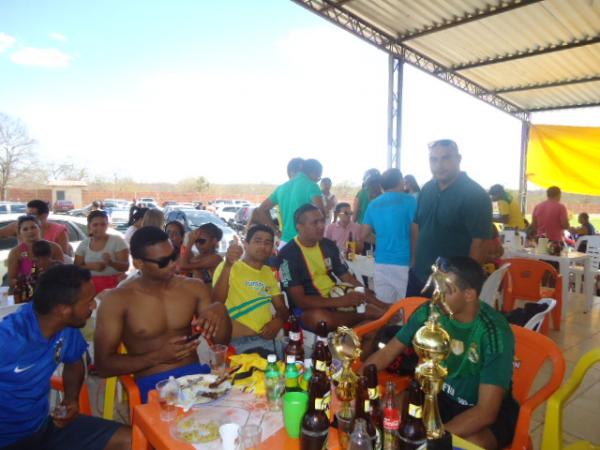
[[300, 376, 330, 450], [398, 381, 426, 450], [355, 376, 378, 450], [382, 381, 400, 450], [285, 314, 305, 361], [314, 320, 332, 372]]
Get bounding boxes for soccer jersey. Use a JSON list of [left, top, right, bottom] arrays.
[[0, 303, 88, 447], [213, 260, 281, 333], [497, 197, 526, 229], [396, 301, 514, 407], [277, 238, 349, 306]]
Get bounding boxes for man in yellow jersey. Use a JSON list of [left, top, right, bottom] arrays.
[[277, 204, 387, 333], [489, 184, 526, 230], [213, 224, 289, 355]]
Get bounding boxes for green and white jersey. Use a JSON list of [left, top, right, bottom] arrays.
[[396, 301, 515, 406]]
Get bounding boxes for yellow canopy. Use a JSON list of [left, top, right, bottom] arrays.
[[527, 125, 600, 195]]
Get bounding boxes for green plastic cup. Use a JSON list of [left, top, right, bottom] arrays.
[[283, 391, 309, 438]]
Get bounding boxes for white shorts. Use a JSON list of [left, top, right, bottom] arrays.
[[374, 263, 409, 304]]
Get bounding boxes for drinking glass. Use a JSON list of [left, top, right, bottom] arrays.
[[156, 379, 180, 421], [239, 424, 262, 450], [210, 344, 229, 376]]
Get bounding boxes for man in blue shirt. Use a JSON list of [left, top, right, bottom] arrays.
[[362, 168, 417, 303], [0, 265, 130, 450]]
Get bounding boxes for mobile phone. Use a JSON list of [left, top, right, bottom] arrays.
[[186, 332, 202, 343]]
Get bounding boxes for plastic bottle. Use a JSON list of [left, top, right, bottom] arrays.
[[285, 354, 301, 393], [349, 418, 374, 450], [265, 354, 283, 410]]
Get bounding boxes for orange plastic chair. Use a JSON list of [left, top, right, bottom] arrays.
[[50, 375, 92, 415], [354, 296, 429, 391], [502, 258, 563, 332], [508, 325, 566, 450]]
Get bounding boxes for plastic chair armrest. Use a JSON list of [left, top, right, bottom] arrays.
[[354, 302, 404, 336], [120, 374, 142, 419], [511, 401, 534, 450]]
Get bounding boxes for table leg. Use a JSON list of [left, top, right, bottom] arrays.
[[584, 257, 593, 313], [559, 259, 570, 317], [132, 422, 151, 450]]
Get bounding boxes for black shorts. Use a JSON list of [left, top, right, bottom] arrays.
[[438, 392, 520, 449], [2, 415, 121, 450]]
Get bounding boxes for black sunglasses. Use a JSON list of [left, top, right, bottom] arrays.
[[141, 251, 177, 268]]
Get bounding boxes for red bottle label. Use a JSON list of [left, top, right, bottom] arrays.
[[383, 408, 400, 430]]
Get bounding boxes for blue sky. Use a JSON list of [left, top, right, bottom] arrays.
[[1, 0, 599, 189]]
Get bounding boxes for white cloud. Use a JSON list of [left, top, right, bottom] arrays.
[[10, 47, 72, 68], [49, 32, 68, 42], [0, 32, 16, 52]]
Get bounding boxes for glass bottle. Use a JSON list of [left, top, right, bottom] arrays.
[[398, 381, 426, 450], [285, 314, 305, 361], [314, 320, 332, 372], [312, 341, 332, 420], [382, 381, 400, 450], [300, 376, 330, 450], [364, 364, 383, 433], [355, 376, 378, 449], [349, 418, 374, 450]]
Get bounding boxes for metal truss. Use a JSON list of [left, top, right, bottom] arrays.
[[493, 75, 600, 94], [526, 101, 600, 112], [398, 0, 543, 42], [387, 55, 403, 170], [518, 117, 531, 214], [292, 0, 530, 121]]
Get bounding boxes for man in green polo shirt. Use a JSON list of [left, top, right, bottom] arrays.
[[412, 139, 492, 287], [256, 158, 325, 246], [364, 257, 518, 449]]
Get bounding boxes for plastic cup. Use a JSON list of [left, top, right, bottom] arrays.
[[220, 423, 240, 450], [155, 379, 180, 422], [210, 343, 228, 376], [283, 391, 309, 438], [239, 424, 262, 450], [335, 410, 355, 450]]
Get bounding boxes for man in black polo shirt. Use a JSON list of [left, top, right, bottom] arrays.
[[277, 204, 387, 333], [412, 139, 493, 289]]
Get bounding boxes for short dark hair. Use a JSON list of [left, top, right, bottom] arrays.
[[579, 212, 589, 222], [301, 159, 323, 178], [381, 168, 403, 191], [547, 186, 561, 198], [130, 226, 169, 259], [27, 200, 49, 215], [334, 202, 351, 215], [246, 224, 274, 243], [165, 220, 185, 236], [32, 240, 52, 258], [488, 184, 505, 197], [87, 209, 109, 224], [17, 215, 40, 232], [198, 223, 223, 241], [33, 265, 92, 315], [445, 256, 486, 296], [294, 203, 319, 225], [320, 177, 332, 186], [287, 157, 304, 178]]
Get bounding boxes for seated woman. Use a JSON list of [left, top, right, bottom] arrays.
[[75, 210, 130, 294], [165, 220, 186, 273], [180, 223, 224, 284], [324, 202, 363, 255], [7, 215, 63, 288]]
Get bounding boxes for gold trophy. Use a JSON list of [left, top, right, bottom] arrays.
[[332, 326, 362, 418], [413, 258, 454, 449]]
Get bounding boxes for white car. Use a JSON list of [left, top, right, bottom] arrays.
[[0, 214, 124, 284], [216, 206, 241, 223]]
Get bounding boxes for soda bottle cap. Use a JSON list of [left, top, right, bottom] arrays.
[[267, 354, 277, 363], [304, 358, 312, 368], [286, 355, 296, 364]]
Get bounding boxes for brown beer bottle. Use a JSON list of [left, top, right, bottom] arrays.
[[285, 314, 305, 361], [398, 381, 426, 450], [364, 364, 384, 431], [300, 376, 330, 450], [355, 376, 378, 450], [312, 340, 332, 420], [314, 321, 332, 373]]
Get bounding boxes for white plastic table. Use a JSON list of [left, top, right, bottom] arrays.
[[504, 248, 593, 314], [346, 254, 375, 288]]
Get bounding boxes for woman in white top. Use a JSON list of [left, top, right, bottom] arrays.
[[124, 207, 148, 244], [75, 210, 129, 294]]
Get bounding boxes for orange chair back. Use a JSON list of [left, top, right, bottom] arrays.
[[503, 258, 558, 301], [508, 325, 566, 450], [354, 296, 428, 337], [50, 375, 92, 415]]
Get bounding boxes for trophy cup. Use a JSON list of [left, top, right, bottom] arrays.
[[413, 258, 454, 450], [332, 326, 362, 418]]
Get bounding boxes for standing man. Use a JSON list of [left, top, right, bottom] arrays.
[[531, 186, 569, 242], [255, 159, 325, 247], [489, 184, 526, 230], [320, 177, 337, 224], [213, 224, 289, 354], [413, 139, 493, 289], [361, 168, 417, 303], [0, 265, 130, 450], [94, 226, 231, 402]]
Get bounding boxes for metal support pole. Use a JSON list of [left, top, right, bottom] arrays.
[[518, 117, 531, 214], [387, 54, 404, 169]]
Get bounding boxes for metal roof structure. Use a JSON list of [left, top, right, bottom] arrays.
[[291, 0, 600, 120]]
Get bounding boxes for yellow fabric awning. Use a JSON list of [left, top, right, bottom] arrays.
[[527, 124, 600, 195]]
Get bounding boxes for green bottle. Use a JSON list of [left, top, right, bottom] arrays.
[[285, 354, 301, 393], [265, 354, 283, 410]]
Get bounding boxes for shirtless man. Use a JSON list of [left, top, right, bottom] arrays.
[[94, 226, 232, 402]]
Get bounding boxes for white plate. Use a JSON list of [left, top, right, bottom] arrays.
[[177, 373, 232, 409]]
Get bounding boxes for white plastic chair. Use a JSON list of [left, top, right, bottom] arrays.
[[570, 235, 600, 294], [523, 298, 557, 333], [480, 263, 511, 310]]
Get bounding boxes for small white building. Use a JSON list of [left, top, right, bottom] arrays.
[[47, 180, 87, 208]]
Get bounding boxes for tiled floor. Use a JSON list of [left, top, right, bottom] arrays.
[[529, 293, 600, 449]]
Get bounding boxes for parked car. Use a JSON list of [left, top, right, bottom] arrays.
[[217, 206, 241, 223], [108, 208, 131, 231], [165, 208, 237, 255], [53, 200, 75, 214], [0, 214, 124, 283], [0, 202, 27, 215]]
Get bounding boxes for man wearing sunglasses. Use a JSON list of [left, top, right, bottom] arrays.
[[94, 226, 232, 402]]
